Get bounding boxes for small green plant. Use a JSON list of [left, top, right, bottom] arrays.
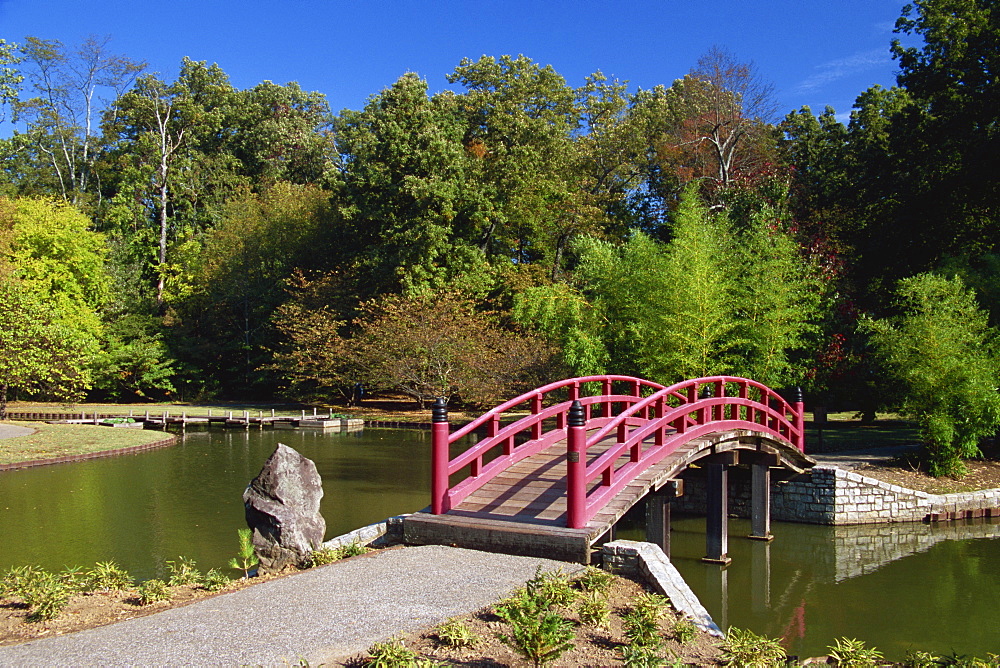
[[721, 627, 786, 667], [576, 590, 610, 628], [305, 541, 371, 568], [25, 570, 73, 622], [434, 617, 478, 647], [633, 592, 669, 621], [166, 556, 201, 586], [336, 540, 370, 558], [904, 649, 939, 667], [57, 565, 88, 592], [828, 637, 883, 667], [620, 642, 670, 668], [574, 566, 615, 595], [228, 528, 259, 578], [672, 616, 697, 644], [3, 565, 75, 622], [498, 608, 576, 668], [365, 638, 442, 667], [200, 568, 230, 592], [87, 561, 133, 592], [623, 608, 662, 647], [136, 578, 172, 605]]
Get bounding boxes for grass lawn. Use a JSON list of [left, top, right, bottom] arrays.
[[0, 422, 172, 466], [805, 412, 921, 453]]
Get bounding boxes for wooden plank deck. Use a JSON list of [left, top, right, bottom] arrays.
[[404, 433, 709, 563]]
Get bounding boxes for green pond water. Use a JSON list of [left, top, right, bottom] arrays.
[[1, 427, 998, 659]]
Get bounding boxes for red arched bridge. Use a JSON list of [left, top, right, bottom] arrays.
[[403, 375, 815, 564]]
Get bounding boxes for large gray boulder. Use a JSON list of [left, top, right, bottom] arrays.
[[243, 443, 326, 573]]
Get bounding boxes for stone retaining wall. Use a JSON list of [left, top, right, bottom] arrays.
[[674, 465, 1000, 524], [601, 540, 723, 637]]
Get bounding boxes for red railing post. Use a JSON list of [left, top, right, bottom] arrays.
[[531, 393, 543, 439], [791, 386, 805, 452], [431, 397, 450, 514], [566, 400, 587, 529]]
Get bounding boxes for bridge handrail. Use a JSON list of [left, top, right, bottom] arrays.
[[584, 375, 802, 452], [565, 375, 804, 527], [446, 375, 666, 444], [432, 375, 666, 513], [431, 374, 804, 524]]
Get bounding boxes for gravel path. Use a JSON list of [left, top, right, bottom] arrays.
[[0, 423, 33, 439], [0, 545, 584, 667]]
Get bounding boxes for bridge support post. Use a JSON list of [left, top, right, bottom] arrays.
[[646, 479, 682, 557], [749, 461, 774, 541], [703, 460, 732, 565]]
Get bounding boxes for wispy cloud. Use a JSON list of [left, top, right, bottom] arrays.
[[794, 48, 893, 93]]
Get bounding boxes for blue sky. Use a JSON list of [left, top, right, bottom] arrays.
[[0, 1, 911, 122]]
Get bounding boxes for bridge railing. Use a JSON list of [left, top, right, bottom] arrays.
[[430, 374, 804, 527], [565, 375, 804, 527], [431, 375, 665, 514]]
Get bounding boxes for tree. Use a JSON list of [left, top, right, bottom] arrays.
[[12, 36, 144, 204], [335, 73, 491, 298], [103, 59, 237, 307], [269, 272, 352, 404], [0, 197, 109, 413], [732, 206, 823, 388], [349, 292, 554, 407], [654, 47, 779, 208], [0, 277, 92, 417], [2, 196, 109, 343], [568, 189, 739, 384], [173, 183, 337, 393], [867, 273, 1000, 477]]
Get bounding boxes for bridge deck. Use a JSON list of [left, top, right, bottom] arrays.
[[405, 434, 706, 563]]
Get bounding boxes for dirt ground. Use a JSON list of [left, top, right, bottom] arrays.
[[357, 572, 724, 667]]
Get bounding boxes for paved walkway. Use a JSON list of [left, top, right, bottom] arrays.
[[0, 545, 583, 667], [0, 423, 34, 439]]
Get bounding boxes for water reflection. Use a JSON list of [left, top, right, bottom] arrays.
[[618, 510, 1000, 659], [0, 428, 443, 581]]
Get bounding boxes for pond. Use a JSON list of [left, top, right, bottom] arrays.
[[1, 426, 997, 660]]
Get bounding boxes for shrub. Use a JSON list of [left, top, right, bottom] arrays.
[[166, 556, 201, 586], [434, 618, 477, 647], [721, 627, 785, 667], [672, 616, 697, 643], [136, 579, 171, 605], [632, 592, 670, 621], [827, 637, 883, 666], [867, 273, 1000, 477], [576, 590, 610, 628], [622, 608, 661, 648], [200, 568, 230, 592], [305, 541, 371, 568], [574, 566, 615, 595], [2, 565, 74, 622], [365, 638, 441, 667], [87, 561, 133, 592], [620, 642, 674, 668], [498, 608, 576, 668]]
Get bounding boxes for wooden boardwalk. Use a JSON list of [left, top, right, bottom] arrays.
[[406, 433, 706, 563]]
